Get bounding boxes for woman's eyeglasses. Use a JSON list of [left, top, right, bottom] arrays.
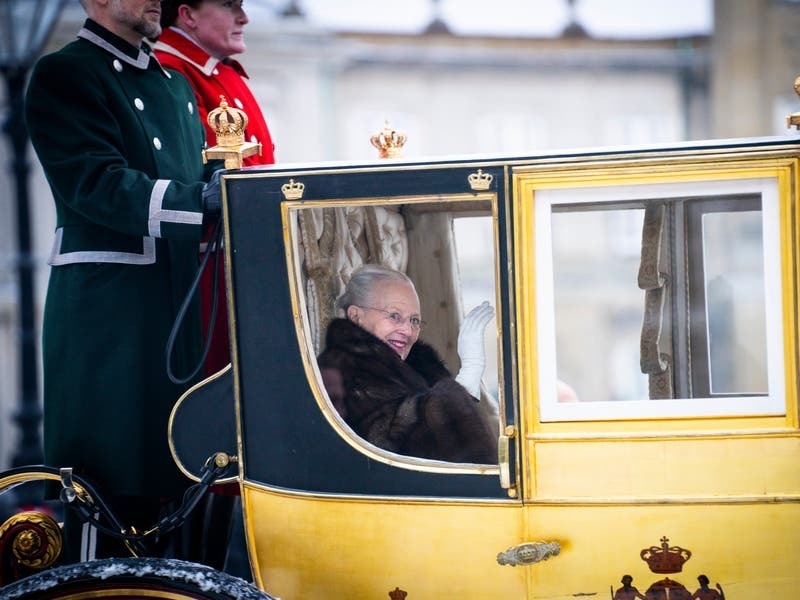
[[356, 306, 426, 330]]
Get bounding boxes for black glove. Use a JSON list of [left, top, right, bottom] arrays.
[[202, 169, 224, 215]]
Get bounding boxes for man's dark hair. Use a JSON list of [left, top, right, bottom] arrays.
[[160, 0, 202, 28]]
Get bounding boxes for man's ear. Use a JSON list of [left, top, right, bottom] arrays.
[[177, 3, 198, 29]]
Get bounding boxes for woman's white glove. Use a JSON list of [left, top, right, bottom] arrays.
[[454, 301, 494, 398]]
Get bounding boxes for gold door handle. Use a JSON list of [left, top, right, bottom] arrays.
[[497, 541, 561, 566], [498, 425, 516, 494]]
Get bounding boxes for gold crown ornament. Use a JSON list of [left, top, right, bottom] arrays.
[[281, 178, 305, 200], [202, 95, 262, 169], [787, 76, 800, 129], [640, 536, 692, 574], [388, 588, 408, 600], [468, 169, 493, 191], [370, 120, 407, 159]]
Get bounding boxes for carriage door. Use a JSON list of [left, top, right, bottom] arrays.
[[509, 152, 800, 599]]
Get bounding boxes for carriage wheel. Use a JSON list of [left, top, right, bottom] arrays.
[[0, 557, 276, 600]]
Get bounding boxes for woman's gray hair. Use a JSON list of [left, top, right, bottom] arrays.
[[336, 264, 414, 312]]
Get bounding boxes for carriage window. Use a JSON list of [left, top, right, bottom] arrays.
[[287, 196, 500, 465], [536, 178, 785, 421], [454, 216, 498, 395], [690, 202, 767, 396]]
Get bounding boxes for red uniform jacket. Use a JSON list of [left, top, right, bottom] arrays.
[[155, 28, 276, 376], [155, 27, 275, 165]]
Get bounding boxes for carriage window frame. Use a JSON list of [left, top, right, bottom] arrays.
[[534, 177, 786, 422], [282, 193, 503, 473]]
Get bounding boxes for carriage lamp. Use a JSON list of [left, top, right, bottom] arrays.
[[0, 0, 67, 472]]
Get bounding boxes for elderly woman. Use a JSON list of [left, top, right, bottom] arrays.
[[317, 264, 498, 464]]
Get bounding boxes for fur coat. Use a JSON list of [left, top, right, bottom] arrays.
[[317, 318, 498, 463]]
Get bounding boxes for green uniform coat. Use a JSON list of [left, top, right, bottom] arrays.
[[25, 19, 214, 498]]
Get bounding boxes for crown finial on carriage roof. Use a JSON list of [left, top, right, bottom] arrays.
[[786, 77, 800, 129], [370, 120, 407, 159]]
